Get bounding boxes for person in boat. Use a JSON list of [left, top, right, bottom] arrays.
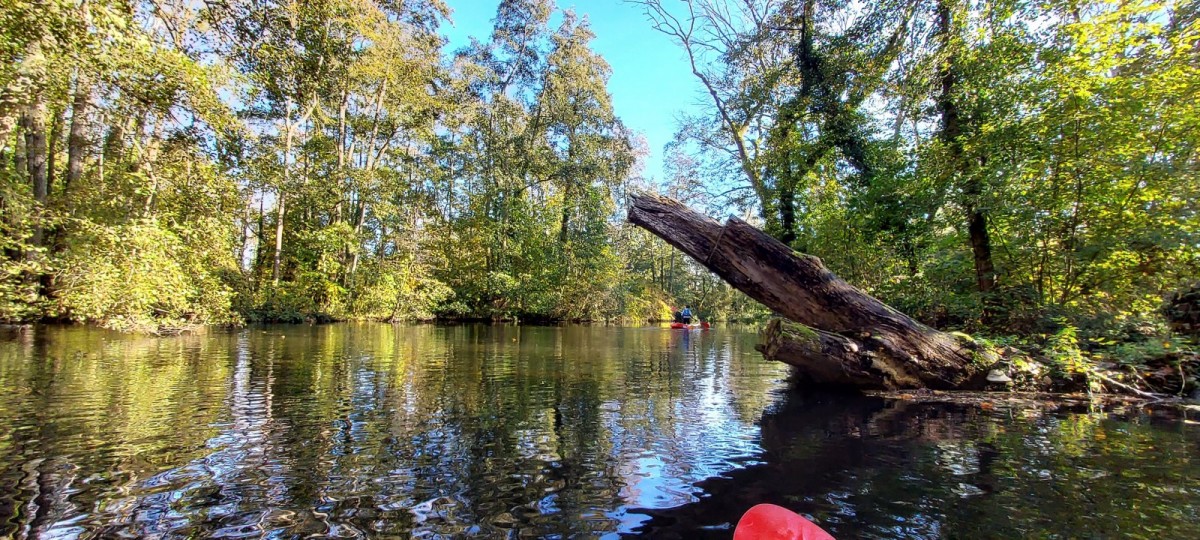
[[681, 306, 692, 324], [672, 309, 684, 324]]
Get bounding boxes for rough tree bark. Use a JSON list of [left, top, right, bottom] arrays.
[[628, 193, 996, 390], [937, 0, 995, 295], [273, 97, 294, 286], [65, 72, 90, 196], [23, 96, 48, 251]]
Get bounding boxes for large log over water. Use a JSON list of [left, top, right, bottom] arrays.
[[628, 193, 994, 390]]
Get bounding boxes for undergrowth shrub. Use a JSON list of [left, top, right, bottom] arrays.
[[54, 219, 240, 331]]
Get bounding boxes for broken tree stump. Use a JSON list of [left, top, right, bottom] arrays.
[[628, 193, 994, 390]]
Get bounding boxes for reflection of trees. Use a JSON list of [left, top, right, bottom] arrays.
[[6, 325, 1199, 538], [0, 327, 234, 537], [0, 324, 792, 537], [361, 325, 792, 537], [627, 393, 1200, 539]]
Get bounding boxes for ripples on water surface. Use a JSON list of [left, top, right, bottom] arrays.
[[1, 324, 1198, 539]]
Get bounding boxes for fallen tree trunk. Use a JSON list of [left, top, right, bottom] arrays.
[[628, 193, 995, 390], [756, 319, 927, 389]]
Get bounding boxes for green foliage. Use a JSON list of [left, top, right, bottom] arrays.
[[1102, 337, 1195, 369], [353, 258, 454, 321], [1046, 323, 1088, 376], [647, 0, 1198, 338], [54, 219, 239, 331], [0, 240, 43, 323], [4, 0, 731, 328], [4, 0, 1193, 342]]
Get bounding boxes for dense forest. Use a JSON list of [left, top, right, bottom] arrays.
[[1, 0, 1197, 348], [1, 0, 760, 330]]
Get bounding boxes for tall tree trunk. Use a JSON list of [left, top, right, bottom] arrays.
[[0, 34, 47, 156], [4, 126, 26, 261], [345, 81, 389, 278], [255, 193, 265, 278], [774, 0, 816, 247], [65, 73, 89, 197], [139, 119, 164, 217], [376, 224, 388, 259], [967, 206, 994, 293], [347, 201, 366, 282], [45, 81, 82, 262], [46, 106, 63, 195], [23, 97, 48, 251], [559, 183, 572, 245], [102, 120, 125, 165], [777, 176, 797, 245], [558, 127, 578, 246], [273, 99, 294, 285], [937, 0, 995, 294], [273, 191, 286, 285], [14, 122, 27, 192], [334, 87, 348, 224], [238, 196, 252, 272]]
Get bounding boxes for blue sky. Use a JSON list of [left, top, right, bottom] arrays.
[[440, 0, 706, 182]]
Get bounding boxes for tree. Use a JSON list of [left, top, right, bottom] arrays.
[[642, 0, 1198, 334], [635, 0, 911, 245]]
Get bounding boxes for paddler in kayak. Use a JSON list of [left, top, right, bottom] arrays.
[[681, 306, 693, 324]]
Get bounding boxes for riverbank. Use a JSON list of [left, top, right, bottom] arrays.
[[4, 318, 1195, 401], [768, 323, 1200, 401]]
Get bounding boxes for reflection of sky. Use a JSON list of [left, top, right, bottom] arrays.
[[6, 326, 1200, 538], [611, 331, 779, 515], [0, 325, 792, 538]]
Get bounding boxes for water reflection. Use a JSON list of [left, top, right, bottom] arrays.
[[0, 324, 788, 538], [629, 393, 1200, 539], [1, 324, 1198, 539]]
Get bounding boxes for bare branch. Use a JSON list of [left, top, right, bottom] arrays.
[[630, 0, 766, 199]]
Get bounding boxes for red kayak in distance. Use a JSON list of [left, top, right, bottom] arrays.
[[669, 322, 710, 329], [734, 504, 835, 540]]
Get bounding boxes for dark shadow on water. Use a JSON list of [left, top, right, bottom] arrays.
[[627, 390, 1200, 539], [625, 391, 895, 538]]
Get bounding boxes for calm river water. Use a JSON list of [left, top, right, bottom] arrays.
[[1, 324, 1198, 539]]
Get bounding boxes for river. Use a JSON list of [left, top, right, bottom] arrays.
[[1, 324, 1198, 538]]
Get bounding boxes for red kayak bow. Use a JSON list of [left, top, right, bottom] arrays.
[[734, 504, 835, 540]]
